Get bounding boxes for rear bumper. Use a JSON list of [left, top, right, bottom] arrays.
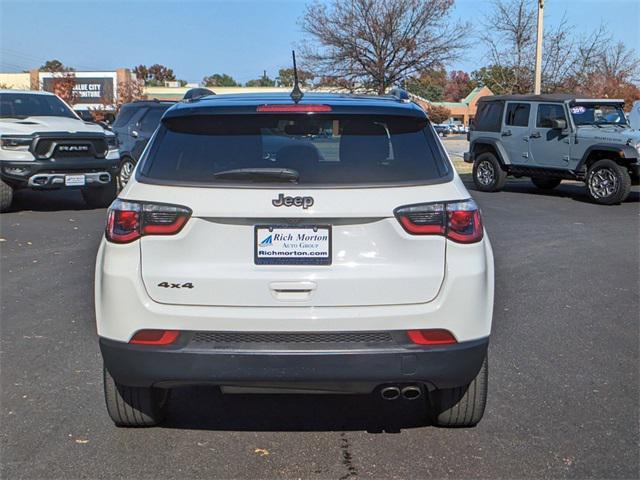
[[100, 335, 489, 393]]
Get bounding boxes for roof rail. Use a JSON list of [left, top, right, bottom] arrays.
[[387, 87, 410, 102]]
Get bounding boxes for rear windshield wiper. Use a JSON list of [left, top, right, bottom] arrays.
[[212, 168, 299, 183]]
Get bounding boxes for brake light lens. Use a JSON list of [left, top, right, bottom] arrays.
[[106, 199, 191, 243], [407, 329, 457, 345], [256, 104, 332, 113], [395, 199, 483, 243], [129, 329, 180, 345]]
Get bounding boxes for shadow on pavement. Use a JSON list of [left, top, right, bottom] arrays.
[[7, 188, 97, 213], [162, 386, 432, 433]]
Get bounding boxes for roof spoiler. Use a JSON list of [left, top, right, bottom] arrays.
[[183, 88, 215, 102]]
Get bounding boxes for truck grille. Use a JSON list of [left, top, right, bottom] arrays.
[[32, 137, 108, 159]]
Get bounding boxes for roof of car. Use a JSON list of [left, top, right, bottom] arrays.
[[165, 92, 426, 118], [0, 89, 55, 96], [479, 93, 625, 104], [122, 99, 177, 107]]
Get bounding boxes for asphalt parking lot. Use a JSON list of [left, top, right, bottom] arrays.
[[1, 173, 638, 479]]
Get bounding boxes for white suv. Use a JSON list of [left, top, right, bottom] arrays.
[[95, 92, 494, 428]]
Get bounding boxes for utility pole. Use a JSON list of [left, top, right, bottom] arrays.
[[534, 0, 544, 94]]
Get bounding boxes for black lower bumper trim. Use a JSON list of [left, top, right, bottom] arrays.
[[100, 335, 489, 393]]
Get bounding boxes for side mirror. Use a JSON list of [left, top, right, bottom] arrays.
[[551, 119, 567, 130]]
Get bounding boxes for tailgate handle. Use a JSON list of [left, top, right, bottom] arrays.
[[269, 281, 317, 301]]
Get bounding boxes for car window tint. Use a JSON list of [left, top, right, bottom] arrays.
[[139, 108, 167, 132], [505, 103, 530, 127], [113, 106, 137, 128], [140, 114, 448, 186], [536, 104, 566, 128], [0, 93, 76, 119], [474, 102, 504, 132]]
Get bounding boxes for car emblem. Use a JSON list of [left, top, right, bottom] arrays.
[[58, 144, 90, 152], [272, 193, 314, 209]]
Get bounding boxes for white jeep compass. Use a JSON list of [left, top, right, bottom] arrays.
[[95, 91, 494, 428]]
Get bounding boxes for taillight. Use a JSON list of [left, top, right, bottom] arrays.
[[407, 329, 457, 345], [106, 199, 191, 244], [129, 329, 180, 345], [256, 104, 332, 113], [395, 199, 483, 243]]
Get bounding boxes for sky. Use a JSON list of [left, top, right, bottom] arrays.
[[0, 0, 638, 84]]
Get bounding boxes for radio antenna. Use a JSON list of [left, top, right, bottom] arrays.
[[290, 50, 303, 104]]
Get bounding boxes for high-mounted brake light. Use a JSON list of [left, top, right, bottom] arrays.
[[395, 199, 483, 243], [106, 199, 191, 244], [129, 329, 180, 345], [407, 329, 457, 345], [256, 104, 332, 113]]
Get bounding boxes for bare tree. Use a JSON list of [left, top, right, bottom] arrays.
[[301, 0, 468, 94], [479, 0, 536, 94]]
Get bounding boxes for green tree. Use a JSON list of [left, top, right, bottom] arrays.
[[276, 68, 314, 87], [40, 59, 73, 72], [406, 68, 447, 101], [132, 64, 176, 86], [471, 66, 517, 96], [245, 71, 276, 87], [202, 73, 240, 87]]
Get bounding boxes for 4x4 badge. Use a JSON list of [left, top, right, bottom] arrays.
[[272, 193, 314, 209]]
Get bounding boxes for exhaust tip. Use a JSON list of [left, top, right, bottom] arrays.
[[401, 386, 422, 400], [380, 386, 401, 400]]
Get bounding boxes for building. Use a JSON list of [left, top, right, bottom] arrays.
[[142, 85, 292, 101], [0, 69, 136, 112], [412, 85, 494, 126]]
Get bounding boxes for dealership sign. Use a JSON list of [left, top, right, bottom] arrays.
[[40, 71, 118, 108], [42, 77, 114, 104]]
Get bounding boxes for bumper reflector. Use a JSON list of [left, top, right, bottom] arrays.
[[129, 330, 180, 345], [407, 329, 457, 345]]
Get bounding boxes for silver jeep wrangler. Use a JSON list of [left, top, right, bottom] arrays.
[[464, 94, 640, 205]]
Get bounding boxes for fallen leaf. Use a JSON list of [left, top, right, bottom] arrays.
[[75, 439, 89, 444], [254, 448, 270, 456]]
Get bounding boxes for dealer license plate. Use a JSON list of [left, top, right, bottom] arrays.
[[255, 226, 331, 265], [65, 175, 85, 187]]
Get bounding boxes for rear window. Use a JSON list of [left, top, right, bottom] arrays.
[[112, 105, 137, 128], [139, 114, 449, 186], [474, 101, 504, 132]]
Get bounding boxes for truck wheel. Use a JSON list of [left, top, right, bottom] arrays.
[[103, 367, 170, 427], [429, 356, 488, 428], [81, 180, 117, 208], [0, 179, 13, 213], [586, 159, 632, 205], [531, 176, 562, 190], [473, 153, 507, 192], [118, 157, 136, 189]]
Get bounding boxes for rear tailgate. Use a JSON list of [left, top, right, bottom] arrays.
[[135, 182, 468, 307]]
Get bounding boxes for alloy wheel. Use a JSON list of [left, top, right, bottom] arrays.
[[476, 160, 495, 186]]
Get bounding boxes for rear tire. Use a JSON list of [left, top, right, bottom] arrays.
[[473, 153, 507, 192], [585, 159, 632, 205], [81, 180, 117, 208], [429, 356, 488, 427], [0, 179, 13, 213], [531, 176, 562, 190], [103, 367, 170, 427]]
